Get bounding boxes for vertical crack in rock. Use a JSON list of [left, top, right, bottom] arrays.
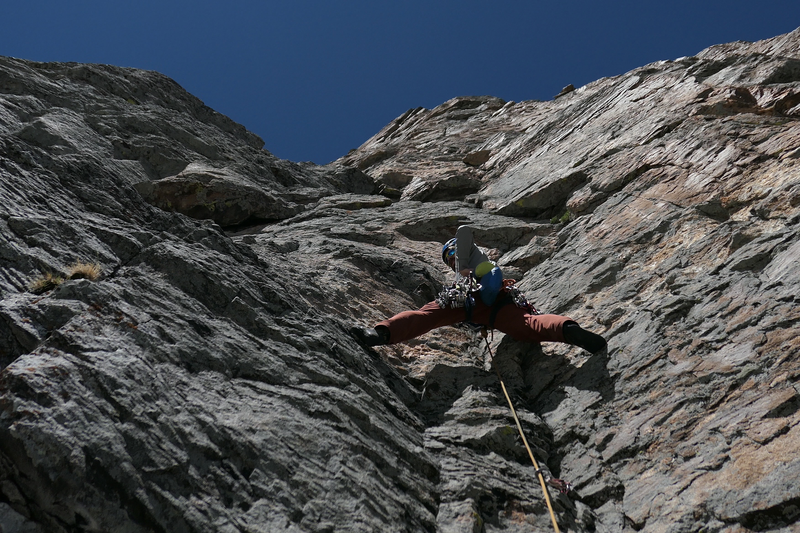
[[2, 27, 800, 532]]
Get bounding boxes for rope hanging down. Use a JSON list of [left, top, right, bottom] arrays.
[[482, 335, 572, 533]]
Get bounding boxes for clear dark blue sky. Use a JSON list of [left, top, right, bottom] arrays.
[[2, 1, 799, 164]]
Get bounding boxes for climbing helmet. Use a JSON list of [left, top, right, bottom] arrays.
[[442, 238, 457, 269]]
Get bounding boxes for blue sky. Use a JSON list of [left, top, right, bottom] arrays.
[[2, 1, 799, 164]]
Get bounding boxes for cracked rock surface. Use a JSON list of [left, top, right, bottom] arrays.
[[2, 28, 800, 533]]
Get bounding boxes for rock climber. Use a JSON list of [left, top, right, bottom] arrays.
[[351, 225, 607, 354]]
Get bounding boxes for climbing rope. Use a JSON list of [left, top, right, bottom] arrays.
[[482, 334, 570, 533]]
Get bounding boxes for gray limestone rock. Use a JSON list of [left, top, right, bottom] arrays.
[[2, 27, 800, 533]]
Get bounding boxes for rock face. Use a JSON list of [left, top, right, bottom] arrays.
[[1, 28, 800, 533]]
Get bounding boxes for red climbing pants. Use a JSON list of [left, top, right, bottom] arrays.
[[376, 299, 571, 345]]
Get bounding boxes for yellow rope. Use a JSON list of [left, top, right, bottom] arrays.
[[485, 337, 561, 533]]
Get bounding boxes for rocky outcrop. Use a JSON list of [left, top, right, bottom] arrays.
[[1, 28, 800, 533]]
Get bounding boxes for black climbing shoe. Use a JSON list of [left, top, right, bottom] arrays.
[[563, 322, 607, 354], [350, 325, 390, 347]]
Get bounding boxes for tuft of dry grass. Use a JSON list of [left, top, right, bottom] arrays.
[[28, 261, 102, 294], [29, 272, 64, 294], [66, 261, 102, 281]]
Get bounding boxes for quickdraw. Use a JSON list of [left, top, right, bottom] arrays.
[[501, 279, 540, 315], [435, 274, 481, 311], [536, 468, 574, 495]]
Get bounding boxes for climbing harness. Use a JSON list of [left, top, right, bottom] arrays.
[[482, 333, 572, 533], [436, 276, 537, 313], [437, 276, 544, 341], [483, 279, 541, 333]]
